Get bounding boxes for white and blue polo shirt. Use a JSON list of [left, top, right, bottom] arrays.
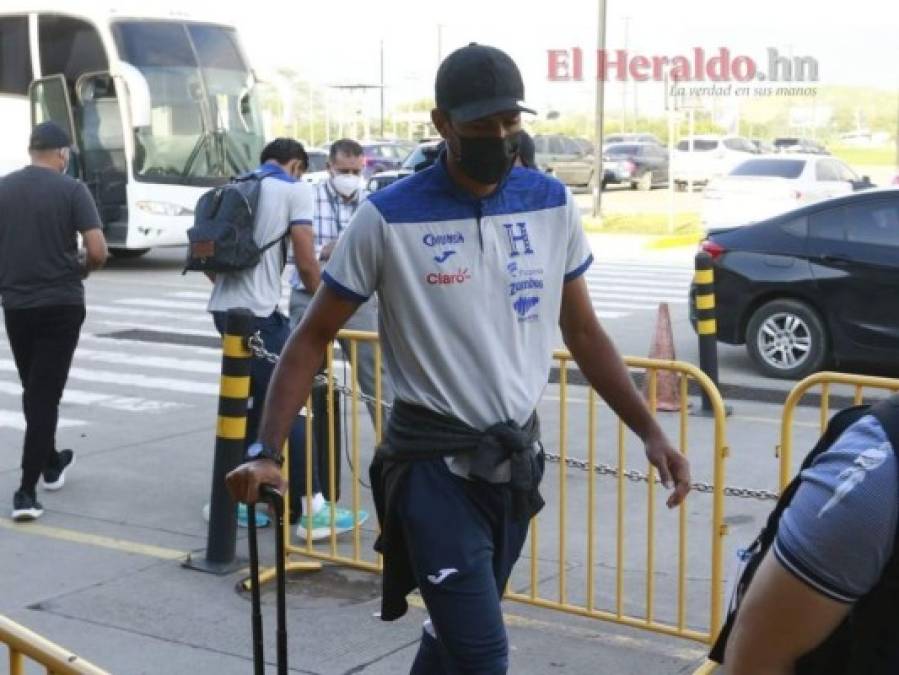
[[322, 157, 593, 430]]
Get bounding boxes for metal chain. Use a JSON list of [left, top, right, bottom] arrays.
[[246, 332, 778, 501], [246, 332, 393, 412], [542, 452, 780, 501]]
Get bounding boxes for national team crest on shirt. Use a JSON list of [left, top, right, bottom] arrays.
[[504, 222, 534, 257]]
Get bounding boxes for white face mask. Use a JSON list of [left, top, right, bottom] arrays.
[[331, 173, 362, 198]]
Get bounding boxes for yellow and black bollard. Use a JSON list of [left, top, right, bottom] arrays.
[[694, 252, 721, 415], [185, 307, 254, 574]]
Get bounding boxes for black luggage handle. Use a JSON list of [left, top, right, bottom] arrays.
[[247, 485, 287, 675]]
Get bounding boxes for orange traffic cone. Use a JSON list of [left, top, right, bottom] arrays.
[[643, 302, 681, 412]]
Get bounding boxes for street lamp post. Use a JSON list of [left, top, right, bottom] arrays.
[[592, 0, 607, 219]]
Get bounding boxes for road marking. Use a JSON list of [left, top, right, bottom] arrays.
[[168, 291, 211, 300], [115, 298, 209, 311], [733, 414, 820, 429], [589, 299, 663, 310], [586, 270, 694, 283], [0, 360, 217, 396], [71, 347, 220, 375], [0, 409, 85, 430], [0, 381, 187, 413], [592, 261, 695, 273], [87, 304, 210, 323], [587, 289, 687, 304], [0, 517, 186, 560]]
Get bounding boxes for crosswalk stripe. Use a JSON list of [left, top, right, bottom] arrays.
[[586, 269, 694, 280], [588, 290, 687, 304], [70, 348, 220, 375], [592, 261, 695, 273], [586, 279, 690, 292], [168, 291, 211, 300], [595, 311, 627, 319], [0, 409, 85, 430], [0, 360, 217, 396], [590, 300, 663, 310], [115, 298, 209, 311], [0, 381, 186, 413], [87, 304, 210, 324]]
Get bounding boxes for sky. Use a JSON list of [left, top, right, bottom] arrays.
[[75, 0, 899, 119]]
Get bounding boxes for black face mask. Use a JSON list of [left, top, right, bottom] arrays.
[[451, 133, 519, 185]]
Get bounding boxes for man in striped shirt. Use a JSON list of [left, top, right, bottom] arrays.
[[288, 139, 394, 539]]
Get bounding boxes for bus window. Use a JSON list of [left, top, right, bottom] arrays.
[[0, 16, 32, 95], [111, 20, 264, 186], [38, 15, 107, 89]]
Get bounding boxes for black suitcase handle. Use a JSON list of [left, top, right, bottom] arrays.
[[247, 485, 287, 675]]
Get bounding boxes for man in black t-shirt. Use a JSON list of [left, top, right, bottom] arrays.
[[0, 121, 108, 521]]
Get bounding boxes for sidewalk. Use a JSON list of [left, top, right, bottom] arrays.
[[0, 404, 713, 674]]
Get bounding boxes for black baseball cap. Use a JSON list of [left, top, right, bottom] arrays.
[[29, 121, 71, 151], [435, 43, 536, 123]]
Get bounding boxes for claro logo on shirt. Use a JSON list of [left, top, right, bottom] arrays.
[[426, 268, 472, 286]]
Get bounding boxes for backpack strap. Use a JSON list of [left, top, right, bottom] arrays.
[[241, 171, 289, 263]]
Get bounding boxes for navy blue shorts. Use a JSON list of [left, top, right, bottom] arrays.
[[398, 455, 543, 674]]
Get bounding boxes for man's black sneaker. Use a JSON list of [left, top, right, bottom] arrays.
[[42, 449, 75, 491], [12, 490, 44, 522]]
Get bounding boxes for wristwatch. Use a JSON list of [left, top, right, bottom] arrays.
[[244, 441, 284, 466]]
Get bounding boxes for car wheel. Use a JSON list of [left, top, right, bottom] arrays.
[[745, 299, 828, 379], [109, 248, 150, 259], [636, 171, 653, 191]]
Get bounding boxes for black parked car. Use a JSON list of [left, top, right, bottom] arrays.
[[367, 140, 443, 192], [691, 188, 899, 379], [602, 142, 669, 190]]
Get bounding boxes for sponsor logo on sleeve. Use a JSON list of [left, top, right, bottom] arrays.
[[818, 443, 890, 518]]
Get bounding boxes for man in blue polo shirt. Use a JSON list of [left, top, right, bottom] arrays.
[[227, 44, 691, 673]]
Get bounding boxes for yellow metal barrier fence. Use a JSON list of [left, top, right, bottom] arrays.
[[779, 371, 899, 489], [264, 332, 729, 645], [691, 659, 719, 674], [0, 614, 109, 675]]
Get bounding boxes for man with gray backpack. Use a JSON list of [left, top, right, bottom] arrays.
[[197, 138, 315, 527], [712, 394, 899, 674]]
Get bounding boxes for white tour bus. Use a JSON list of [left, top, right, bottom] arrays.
[[0, 6, 266, 256]]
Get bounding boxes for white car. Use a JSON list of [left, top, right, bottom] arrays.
[[672, 135, 757, 188], [702, 155, 873, 229]]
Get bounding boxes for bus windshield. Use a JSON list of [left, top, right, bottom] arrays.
[[112, 20, 265, 186]]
